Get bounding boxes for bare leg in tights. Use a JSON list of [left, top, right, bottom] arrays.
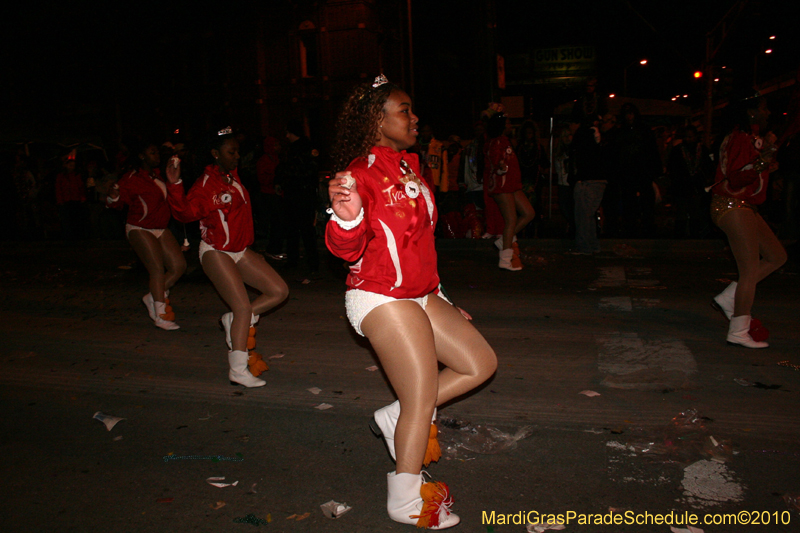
[[128, 229, 187, 303], [201, 249, 289, 351], [717, 209, 786, 317], [361, 295, 497, 474], [492, 190, 535, 249]]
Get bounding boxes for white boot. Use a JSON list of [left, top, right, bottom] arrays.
[[153, 300, 179, 330], [221, 312, 260, 349], [712, 281, 737, 320], [498, 248, 522, 271], [727, 315, 768, 348], [387, 471, 459, 529], [370, 401, 437, 461], [228, 350, 266, 387], [494, 235, 518, 253], [143, 293, 156, 321]]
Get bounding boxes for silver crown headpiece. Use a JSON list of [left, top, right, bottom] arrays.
[[372, 74, 389, 88]]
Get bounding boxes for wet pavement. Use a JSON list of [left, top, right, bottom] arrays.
[[1, 238, 798, 532]]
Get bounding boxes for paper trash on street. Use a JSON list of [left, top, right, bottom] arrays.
[[206, 477, 238, 488], [93, 412, 126, 431], [320, 500, 352, 519]]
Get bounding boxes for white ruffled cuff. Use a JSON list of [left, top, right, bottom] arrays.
[[327, 207, 364, 230]]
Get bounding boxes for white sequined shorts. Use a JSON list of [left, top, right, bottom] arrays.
[[126, 224, 165, 239], [199, 240, 247, 264], [345, 289, 451, 337]]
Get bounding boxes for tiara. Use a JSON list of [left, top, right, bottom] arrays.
[[372, 74, 389, 88], [217, 126, 233, 136]]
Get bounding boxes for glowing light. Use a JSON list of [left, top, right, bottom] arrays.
[[714, 78, 720, 82], [683, 94, 688, 98], [765, 49, 773, 54], [671, 97, 677, 101], [609, 94, 616, 98], [769, 35, 776, 40], [640, 59, 648, 65], [694, 71, 703, 78]]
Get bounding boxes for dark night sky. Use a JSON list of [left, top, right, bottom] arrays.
[[2, 0, 797, 144]]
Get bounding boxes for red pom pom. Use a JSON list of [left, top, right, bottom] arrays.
[[749, 318, 770, 342]]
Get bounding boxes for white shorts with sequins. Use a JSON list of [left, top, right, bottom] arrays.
[[199, 240, 247, 264], [345, 288, 451, 337], [126, 224, 165, 239]]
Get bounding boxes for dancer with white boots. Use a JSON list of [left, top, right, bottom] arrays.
[[327, 75, 497, 529], [483, 112, 535, 271], [107, 141, 186, 331], [166, 127, 288, 387], [710, 92, 786, 348]]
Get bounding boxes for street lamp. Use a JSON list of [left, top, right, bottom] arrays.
[[623, 59, 647, 97]]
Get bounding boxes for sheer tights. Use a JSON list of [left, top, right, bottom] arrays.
[[492, 190, 535, 249], [128, 229, 186, 303], [717, 209, 786, 317], [361, 294, 497, 474], [201, 249, 289, 351]]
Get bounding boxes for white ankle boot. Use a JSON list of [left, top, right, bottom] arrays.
[[153, 300, 179, 330], [370, 401, 437, 462], [712, 281, 737, 320], [498, 248, 522, 271], [494, 235, 519, 254], [143, 293, 156, 321], [228, 350, 266, 387], [387, 471, 459, 529], [221, 312, 260, 349], [727, 315, 768, 348]]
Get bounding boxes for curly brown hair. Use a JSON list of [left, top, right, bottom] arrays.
[[331, 79, 404, 173]]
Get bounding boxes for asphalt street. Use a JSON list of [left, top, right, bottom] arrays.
[[0, 238, 798, 533]]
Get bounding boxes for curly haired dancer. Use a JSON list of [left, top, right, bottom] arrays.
[[326, 75, 497, 529]]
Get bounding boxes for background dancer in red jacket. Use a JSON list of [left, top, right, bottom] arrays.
[[483, 113, 535, 270], [326, 75, 497, 529], [710, 94, 786, 348], [107, 141, 186, 330], [166, 128, 289, 387]]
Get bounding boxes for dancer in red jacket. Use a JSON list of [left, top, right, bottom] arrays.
[[107, 142, 186, 330], [710, 94, 786, 348], [166, 128, 288, 387], [326, 75, 497, 529]]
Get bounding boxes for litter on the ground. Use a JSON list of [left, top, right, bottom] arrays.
[[579, 390, 601, 397], [438, 417, 534, 459], [320, 500, 352, 519], [210, 501, 226, 509], [287, 512, 311, 520], [613, 409, 733, 465], [365, 365, 379, 371], [526, 521, 566, 532], [785, 491, 800, 512], [233, 514, 270, 525], [206, 477, 238, 488], [269, 353, 285, 360], [315, 403, 333, 410], [93, 411, 125, 431], [307, 387, 322, 395]]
